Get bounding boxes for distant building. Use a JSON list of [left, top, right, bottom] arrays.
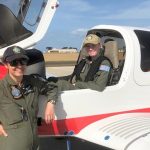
[[47, 48, 78, 53]]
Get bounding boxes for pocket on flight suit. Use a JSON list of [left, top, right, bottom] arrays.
[[0, 135, 7, 150], [1, 103, 23, 127]]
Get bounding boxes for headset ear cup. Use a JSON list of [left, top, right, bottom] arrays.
[[11, 86, 22, 99]]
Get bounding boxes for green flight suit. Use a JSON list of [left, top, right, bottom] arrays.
[[0, 74, 58, 150], [56, 55, 112, 92]]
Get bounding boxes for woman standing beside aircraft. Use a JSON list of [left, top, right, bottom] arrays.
[[0, 46, 58, 150]]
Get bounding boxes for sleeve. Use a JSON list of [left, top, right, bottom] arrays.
[[74, 60, 111, 91], [0, 82, 4, 124], [31, 75, 58, 103], [58, 75, 72, 81], [47, 74, 72, 82], [44, 81, 58, 103]]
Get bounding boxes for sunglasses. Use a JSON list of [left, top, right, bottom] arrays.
[[9, 59, 28, 66]]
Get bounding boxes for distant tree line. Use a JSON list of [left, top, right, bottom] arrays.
[[46, 46, 77, 50]]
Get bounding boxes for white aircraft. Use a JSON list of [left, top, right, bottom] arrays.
[[0, 1, 150, 150]]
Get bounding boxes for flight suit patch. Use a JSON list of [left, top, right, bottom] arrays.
[[99, 65, 110, 72]]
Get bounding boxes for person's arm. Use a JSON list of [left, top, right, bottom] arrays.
[[31, 74, 58, 103], [44, 102, 55, 124], [44, 81, 58, 124], [74, 60, 111, 91], [0, 84, 8, 137], [0, 124, 8, 137], [32, 74, 58, 123], [47, 74, 72, 83]]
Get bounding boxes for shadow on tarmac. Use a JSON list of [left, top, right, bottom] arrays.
[[39, 136, 113, 150]]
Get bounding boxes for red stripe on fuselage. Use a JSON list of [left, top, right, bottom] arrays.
[[38, 108, 150, 135]]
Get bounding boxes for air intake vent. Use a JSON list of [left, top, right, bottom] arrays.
[[99, 114, 150, 139]]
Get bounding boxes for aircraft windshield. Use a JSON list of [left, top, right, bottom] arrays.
[[0, 0, 21, 16], [0, 0, 45, 28], [0, 0, 34, 48], [0, 0, 47, 48]]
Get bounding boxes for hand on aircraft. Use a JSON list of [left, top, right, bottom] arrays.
[[0, 124, 8, 137], [44, 101, 55, 124]]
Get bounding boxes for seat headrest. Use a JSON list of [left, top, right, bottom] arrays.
[[104, 40, 119, 68]]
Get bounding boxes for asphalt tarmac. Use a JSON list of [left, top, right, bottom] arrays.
[[46, 66, 74, 77]]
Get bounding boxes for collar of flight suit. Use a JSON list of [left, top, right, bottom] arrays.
[[5, 74, 22, 86]]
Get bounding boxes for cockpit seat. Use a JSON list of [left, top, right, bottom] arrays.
[[104, 39, 121, 85], [104, 39, 119, 69]]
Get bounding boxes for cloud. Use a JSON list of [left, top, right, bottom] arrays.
[[100, 1, 150, 19], [56, 0, 93, 21], [147, 26, 150, 29], [1, 0, 18, 6], [1, 0, 21, 15], [71, 28, 88, 35], [63, 0, 94, 12]]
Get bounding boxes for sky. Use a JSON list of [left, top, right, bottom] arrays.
[[4, 0, 150, 51]]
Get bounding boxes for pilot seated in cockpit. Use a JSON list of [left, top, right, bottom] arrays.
[[48, 34, 112, 92]]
